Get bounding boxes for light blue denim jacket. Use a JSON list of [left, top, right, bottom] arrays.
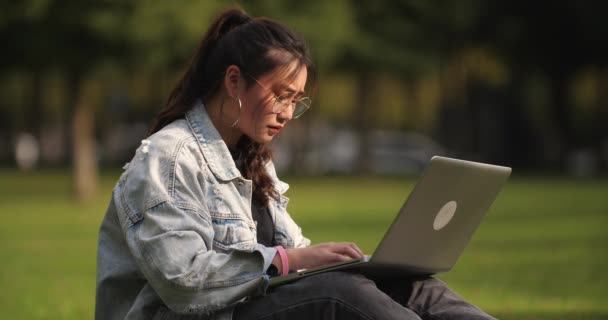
[[95, 101, 310, 320]]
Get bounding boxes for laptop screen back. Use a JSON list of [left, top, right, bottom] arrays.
[[370, 156, 511, 274]]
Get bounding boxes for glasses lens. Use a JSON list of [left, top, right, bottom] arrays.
[[292, 97, 311, 118], [271, 93, 288, 113]]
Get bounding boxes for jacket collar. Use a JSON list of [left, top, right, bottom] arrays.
[[185, 100, 290, 194], [186, 100, 241, 182], [264, 161, 290, 194]]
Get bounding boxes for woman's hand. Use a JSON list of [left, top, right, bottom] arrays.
[[285, 242, 364, 271]]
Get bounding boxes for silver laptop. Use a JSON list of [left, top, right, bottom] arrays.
[[269, 156, 511, 287]]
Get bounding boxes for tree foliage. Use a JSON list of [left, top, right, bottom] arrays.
[[1, 0, 607, 186]]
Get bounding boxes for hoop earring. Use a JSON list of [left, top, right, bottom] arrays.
[[220, 95, 242, 127]]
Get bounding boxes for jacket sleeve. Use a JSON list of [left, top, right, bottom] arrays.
[[279, 205, 311, 249], [263, 160, 311, 249], [124, 201, 269, 315], [116, 138, 270, 315]]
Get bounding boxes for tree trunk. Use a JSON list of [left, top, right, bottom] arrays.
[[489, 68, 534, 167], [28, 70, 43, 139], [549, 67, 575, 166], [435, 56, 470, 156], [597, 68, 608, 170], [353, 71, 374, 173], [70, 73, 98, 203], [402, 75, 420, 131]]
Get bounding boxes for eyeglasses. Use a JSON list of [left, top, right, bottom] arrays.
[[249, 76, 311, 119]]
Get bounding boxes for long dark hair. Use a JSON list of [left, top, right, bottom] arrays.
[[148, 6, 316, 206]]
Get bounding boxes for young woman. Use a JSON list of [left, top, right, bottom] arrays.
[[95, 6, 496, 320]]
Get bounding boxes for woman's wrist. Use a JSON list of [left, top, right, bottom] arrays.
[[285, 248, 298, 271], [271, 247, 301, 273], [273, 246, 289, 275]]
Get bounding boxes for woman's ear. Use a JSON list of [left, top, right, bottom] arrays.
[[223, 65, 242, 98]]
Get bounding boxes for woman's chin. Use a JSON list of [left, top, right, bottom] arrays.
[[249, 134, 274, 145]]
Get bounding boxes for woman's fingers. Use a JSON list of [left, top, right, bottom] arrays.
[[354, 244, 365, 257], [331, 242, 364, 258], [287, 242, 365, 270], [330, 252, 353, 262], [333, 245, 361, 259], [347, 242, 364, 257]]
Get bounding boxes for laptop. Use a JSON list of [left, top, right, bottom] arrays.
[[269, 156, 511, 287]]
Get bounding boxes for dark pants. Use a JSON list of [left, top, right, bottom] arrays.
[[233, 272, 496, 320]]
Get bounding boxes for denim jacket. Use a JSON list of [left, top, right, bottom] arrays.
[[95, 101, 310, 320]]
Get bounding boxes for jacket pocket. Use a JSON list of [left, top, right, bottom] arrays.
[[211, 215, 256, 251]]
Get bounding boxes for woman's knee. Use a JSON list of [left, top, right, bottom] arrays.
[[408, 276, 465, 308], [248, 272, 420, 320], [303, 272, 380, 302], [294, 272, 409, 317]]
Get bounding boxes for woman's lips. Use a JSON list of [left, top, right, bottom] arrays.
[[268, 126, 282, 134]]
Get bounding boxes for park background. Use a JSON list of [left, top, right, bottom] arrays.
[[1, 0, 607, 319]]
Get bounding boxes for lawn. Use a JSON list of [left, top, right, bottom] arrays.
[[0, 170, 606, 319]]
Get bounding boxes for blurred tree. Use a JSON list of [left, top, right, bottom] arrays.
[[472, 0, 608, 167], [0, 0, 132, 201], [122, 1, 227, 134], [128, 1, 227, 70], [3, 0, 607, 176], [1, 0, 228, 201], [334, 0, 480, 171]]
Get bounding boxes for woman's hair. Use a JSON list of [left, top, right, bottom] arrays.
[[148, 6, 316, 206]]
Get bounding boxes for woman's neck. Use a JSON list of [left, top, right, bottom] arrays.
[[203, 95, 243, 148]]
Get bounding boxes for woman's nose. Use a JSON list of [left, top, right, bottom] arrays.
[[277, 104, 294, 121]]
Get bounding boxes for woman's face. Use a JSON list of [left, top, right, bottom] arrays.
[[234, 64, 308, 145]]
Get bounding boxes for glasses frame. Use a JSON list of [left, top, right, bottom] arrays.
[[248, 75, 311, 119]]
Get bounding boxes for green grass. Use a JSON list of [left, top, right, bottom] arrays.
[[0, 170, 607, 319]]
